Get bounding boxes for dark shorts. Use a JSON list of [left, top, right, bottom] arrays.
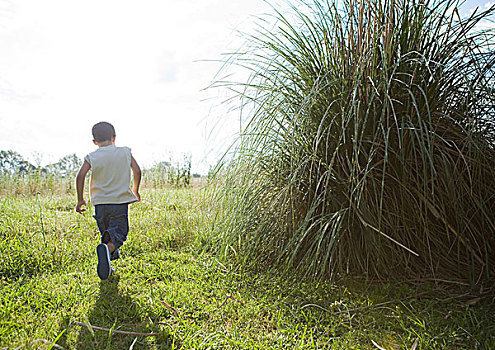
[[93, 204, 129, 260]]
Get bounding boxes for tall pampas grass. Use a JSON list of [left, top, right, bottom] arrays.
[[211, 0, 495, 285]]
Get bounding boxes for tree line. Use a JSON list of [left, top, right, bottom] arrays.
[[0, 150, 199, 187], [0, 150, 81, 177]]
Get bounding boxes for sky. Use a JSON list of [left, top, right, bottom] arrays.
[[0, 0, 492, 174], [0, 0, 278, 173]]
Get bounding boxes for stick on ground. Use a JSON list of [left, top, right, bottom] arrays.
[[73, 321, 161, 337]]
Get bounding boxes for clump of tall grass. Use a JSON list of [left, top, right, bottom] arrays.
[[141, 156, 193, 189], [0, 151, 81, 196], [212, 0, 495, 285], [0, 171, 76, 196]]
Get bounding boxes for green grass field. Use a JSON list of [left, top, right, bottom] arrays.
[[1, 187, 494, 349]]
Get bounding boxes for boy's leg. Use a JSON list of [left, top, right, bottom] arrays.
[[105, 204, 129, 261], [93, 205, 113, 279], [94, 205, 110, 244], [101, 230, 116, 255], [94, 205, 120, 258]]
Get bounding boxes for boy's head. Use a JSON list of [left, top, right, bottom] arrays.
[[92, 122, 115, 143]]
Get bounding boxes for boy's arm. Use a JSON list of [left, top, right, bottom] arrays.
[[130, 155, 141, 202], [76, 160, 91, 213]]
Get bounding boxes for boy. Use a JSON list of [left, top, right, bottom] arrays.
[[75, 121, 141, 280]]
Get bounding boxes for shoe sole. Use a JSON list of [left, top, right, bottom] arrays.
[[96, 244, 111, 280]]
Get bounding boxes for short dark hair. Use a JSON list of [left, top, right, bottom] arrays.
[[92, 122, 115, 142]]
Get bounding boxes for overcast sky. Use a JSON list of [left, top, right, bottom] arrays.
[[0, 0, 492, 173]]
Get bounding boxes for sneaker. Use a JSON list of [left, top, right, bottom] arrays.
[[96, 243, 112, 280]]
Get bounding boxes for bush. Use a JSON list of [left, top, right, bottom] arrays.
[[211, 0, 495, 285]]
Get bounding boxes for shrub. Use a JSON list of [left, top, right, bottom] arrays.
[[211, 0, 495, 285]]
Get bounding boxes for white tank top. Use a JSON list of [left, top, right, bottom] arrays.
[[84, 145, 138, 205]]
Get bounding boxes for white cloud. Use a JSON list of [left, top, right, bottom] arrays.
[[461, 0, 495, 17]]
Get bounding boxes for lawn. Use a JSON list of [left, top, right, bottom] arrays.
[[0, 187, 494, 349]]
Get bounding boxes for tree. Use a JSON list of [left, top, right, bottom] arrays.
[[48, 154, 82, 177], [0, 150, 34, 174]]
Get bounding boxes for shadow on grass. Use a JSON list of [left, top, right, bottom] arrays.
[[61, 273, 170, 350]]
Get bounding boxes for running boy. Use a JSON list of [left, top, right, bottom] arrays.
[[75, 121, 141, 280]]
